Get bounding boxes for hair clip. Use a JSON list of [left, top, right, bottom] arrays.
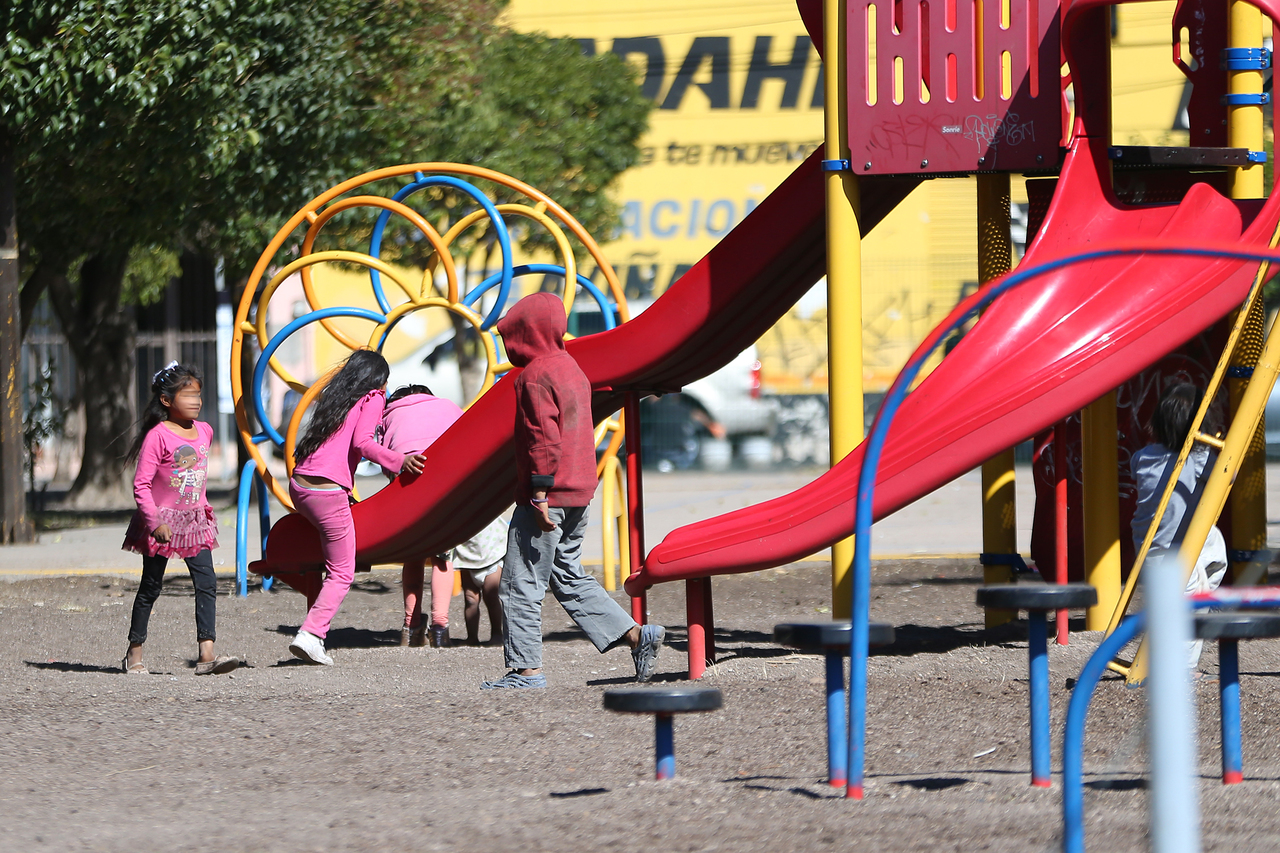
[[152, 360, 179, 384]]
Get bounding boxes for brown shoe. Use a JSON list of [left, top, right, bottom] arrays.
[[409, 625, 427, 647], [429, 625, 450, 647], [194, 655, 239, 676]]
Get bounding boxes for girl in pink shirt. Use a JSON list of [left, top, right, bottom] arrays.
[[121, 362, 238, 676], [287, 350, 425, 665], [379, 384, 470, 647]]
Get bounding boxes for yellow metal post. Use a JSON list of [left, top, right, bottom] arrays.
[[825, 0, 864, 618], [1227, 0, 1268, 583], [1081, 392, 1122, 630], [977, 174, 1017, 627]]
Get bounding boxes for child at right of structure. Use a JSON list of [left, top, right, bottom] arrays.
[[1130, 380, 1228, 668], [379, 384, 508, 647]]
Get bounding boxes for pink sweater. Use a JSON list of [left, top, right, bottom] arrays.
[[122, 420, 219, 559], [293, 390, 405, 490], [379, 394, 464, 476]]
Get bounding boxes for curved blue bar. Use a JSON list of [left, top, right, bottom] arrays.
[[236, 460, 257, 597], [844, 242, 1280, 802], [254, 469, 273, 593], [251, 306, 387, 447], [464, 264, 617, 331], [1062, 614, 1144, 853], [366, 175, 515, 325], [375, 265, 615, 351]]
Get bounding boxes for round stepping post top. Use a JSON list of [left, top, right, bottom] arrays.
[[603, 686, 724, 714], [1194, 611, 1280, 640], [773, 621, 895, 652], [976, 583, 1097, 612]]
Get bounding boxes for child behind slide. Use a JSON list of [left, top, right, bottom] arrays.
[[380, 384, 507, 647], [1130, 380, 1228, 669], [452, 515, 508, 646], [121, 362, 239, 676]]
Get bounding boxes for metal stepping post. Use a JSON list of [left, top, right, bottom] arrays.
[[774, 621, 895, 787], [603, 686, 723, 780], [976, 583, 1097, 787]]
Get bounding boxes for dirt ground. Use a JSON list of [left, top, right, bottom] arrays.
[[3, 559, 1280, 852]]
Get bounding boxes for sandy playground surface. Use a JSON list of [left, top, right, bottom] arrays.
[[3, 558, 1280, 852]]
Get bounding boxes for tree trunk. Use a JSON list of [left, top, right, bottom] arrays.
[[49, 250, 136, 509], [0, 136, 33, 542]]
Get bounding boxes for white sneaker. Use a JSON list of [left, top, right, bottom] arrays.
[[289, 630, 334, 665]]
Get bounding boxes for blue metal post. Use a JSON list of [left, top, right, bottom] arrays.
[[1063, 614, 1144, 853], [1028, 610, 1051, 788], [825, 652, 848, 786], [655, 713, 675, 780], [1220, 639, 1242, 784]]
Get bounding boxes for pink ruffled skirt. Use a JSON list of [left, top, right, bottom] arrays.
[[122, 506, 219, 559]]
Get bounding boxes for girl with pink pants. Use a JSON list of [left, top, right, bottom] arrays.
[[286, 351, 425, 665]]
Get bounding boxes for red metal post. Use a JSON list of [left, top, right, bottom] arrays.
[[686, 577, 707, 680], [624, 393, 647, 625], [1055, 422, 1070, 645]]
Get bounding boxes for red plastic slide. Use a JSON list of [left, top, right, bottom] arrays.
[[249, 152, 921, 578]]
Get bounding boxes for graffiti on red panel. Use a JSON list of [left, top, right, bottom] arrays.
[[866, 111, 1035, 160], [960, 113, 1036, 152], [866, 113, 965, 157]]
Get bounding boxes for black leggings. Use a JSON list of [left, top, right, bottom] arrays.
[[128, 549, 217, 644]]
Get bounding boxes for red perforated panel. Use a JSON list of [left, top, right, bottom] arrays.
[[846, 0, 1062, 174]]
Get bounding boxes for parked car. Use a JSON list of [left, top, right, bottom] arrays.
[[572, 299, 775, 469]]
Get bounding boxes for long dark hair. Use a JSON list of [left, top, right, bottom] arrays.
[[294, 350, 390, 465], [1151, 381, 1222, 452], [125, 362, 203, 462]]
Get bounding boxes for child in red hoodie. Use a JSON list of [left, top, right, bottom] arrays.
[[482, 292, 664, 689]]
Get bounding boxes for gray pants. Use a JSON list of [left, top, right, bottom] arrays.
[[501, 504, 636, 670]]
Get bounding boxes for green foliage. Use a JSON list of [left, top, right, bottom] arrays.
[[1, 0, 363, 273], [121, 245, 181, 307]]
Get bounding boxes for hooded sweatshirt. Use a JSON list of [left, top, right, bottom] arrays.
[[496, 292, 597, 507], [378, 393, 465, 477]]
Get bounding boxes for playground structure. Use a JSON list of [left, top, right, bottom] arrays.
[[230, 165, 634, 599], [231, 0, 1280, 846]]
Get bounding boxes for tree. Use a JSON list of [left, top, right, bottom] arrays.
[[349, 29, 652, 398], [2, 1, 366, 506], [2, 0, 649, 507]]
